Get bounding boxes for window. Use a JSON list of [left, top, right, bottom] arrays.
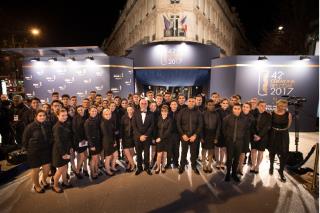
[[170, 0, 180, 3], [163, 15, 186, 37]]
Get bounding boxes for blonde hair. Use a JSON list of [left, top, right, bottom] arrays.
[[276, 99, 288, 107]]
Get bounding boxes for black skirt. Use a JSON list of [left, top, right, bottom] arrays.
[[89, 145, 102, 156], [103, 141, 116, 156], [268, 129, 289, 154], [27, 149, 51, 168], [251, 140, 266, 151], [156, 139, 169, 152], [122, 138, 135, 149]]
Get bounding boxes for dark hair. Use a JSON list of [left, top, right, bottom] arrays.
[[233, 103, 241, 108], [121, 98, 128, 102], [206, 99, 214, 104], [90, 91, 97, 94], [170, 100, 178, 104], [211, 92, 219, 96], [178, 94, 185, 98], [83, 98, 89, 101], [51, 100, 62, 106], [164, 91, 171, 95], [52, 92, 59, 96], [106, 90, 113, 94], [156, 94, 163, 98], [257, 100, 266, 105], [62, 94, 70, 99], [71, 96, 77, 99], [243, 102, 252, 109], [31, 97, 40, 102], [35, 109, 46, 117], [161, 105, 169, 112], [114, 96, 121, 99], [96, 94, 102, 97], [56, 108, 67, 115]]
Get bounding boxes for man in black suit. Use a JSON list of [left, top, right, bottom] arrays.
[[132, 98, 154, 175], [177, 97, 203, 175]]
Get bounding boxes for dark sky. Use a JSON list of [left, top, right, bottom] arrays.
[[0, 0, 318, 49]]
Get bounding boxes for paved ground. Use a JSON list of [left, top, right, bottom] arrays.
[[0, 132, 318, 213]]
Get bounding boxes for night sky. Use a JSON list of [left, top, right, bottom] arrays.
[[0, 0, 318, 49]]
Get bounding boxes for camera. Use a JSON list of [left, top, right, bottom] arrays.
[[281, 95, 307, 107]]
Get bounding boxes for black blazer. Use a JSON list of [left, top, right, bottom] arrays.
[[120, 114, 134, 142], [72, 114, 86, 145], [132, 110, 154, 141], [52, 121, 73, 157], [22, 121, 52, 152], [254, 111, 272, 142], [202, 110, 221, 141], [176, 107, 203, 138], [84, 117, 101, 148], [156, 117, 172, 142], [222, 114, 249, 146]]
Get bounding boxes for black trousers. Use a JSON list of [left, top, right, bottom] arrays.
[[180, 139, 199, 169], [269, 152, 288, 172], [226, 142, 242, 175], [135, 140, 150, 170], [167, 133, 180, 165]]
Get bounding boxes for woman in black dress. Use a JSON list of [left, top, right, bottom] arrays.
[[52, 108, 73, 193], [268, 99, 292, 182], [250, 100, 271, 174], [84, 106, 102, 179], [215, 98, 230, 170], [120, 106, 136, 172], [101, 108, 118, 176], [22, 109, 52, 193], [238, 102, 255, 175], [72, 105, 87, 179], [155, 105, 172, 174]]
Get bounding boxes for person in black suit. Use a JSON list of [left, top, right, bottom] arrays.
[[23, 97, 40, 126], [101, 108, 118, 176], [155, 105, 172, 174], [201, 100, 221, 173], [10, 95, 29, 145], [238, 102, 255, 175], [223, 103, 249, 182], [215, 98, 230, 170], [132, 98, 154, 176], [250, 100, 271, 174], [72, 105, 88, 179], [177, 97, 203, 175], [84, 106, 102, 179], [166, 100, 180, 168], [52, 108, 73, 193], [22, 109, 52, 193], [120, 106, 136, 172]]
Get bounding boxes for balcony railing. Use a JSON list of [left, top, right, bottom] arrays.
[[164, 28, 186, 37]]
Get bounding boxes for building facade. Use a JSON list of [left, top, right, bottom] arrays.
[[102, 0, 248, 56]]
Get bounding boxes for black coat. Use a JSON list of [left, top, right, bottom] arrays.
[[52, 121, 73, 167], [100, 118, 116, 156], [202, 110, 221, 142], [156, 116, 172, 142], [132, 110, 154, 142], [10, 103, 29, 129], [72, 114, 86, 150], [23, 108, 37, 127], [254, 111, 272, 142], [120, 114, 134, 142], [176, 107, 203, 138], [222, 114, 249, 147], [22, 121, 52, 168], [84, 117, 101, 149]]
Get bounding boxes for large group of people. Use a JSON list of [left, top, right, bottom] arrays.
[[0, 90, 292, 194]]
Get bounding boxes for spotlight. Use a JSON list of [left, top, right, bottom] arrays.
[[48, 57, 57, 63], [299, 56, 311, 61], [67, 57, 76, 62], [258, 56, 268, 61], [85, 56, 94, 61], [30, 57, 40, 62]]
